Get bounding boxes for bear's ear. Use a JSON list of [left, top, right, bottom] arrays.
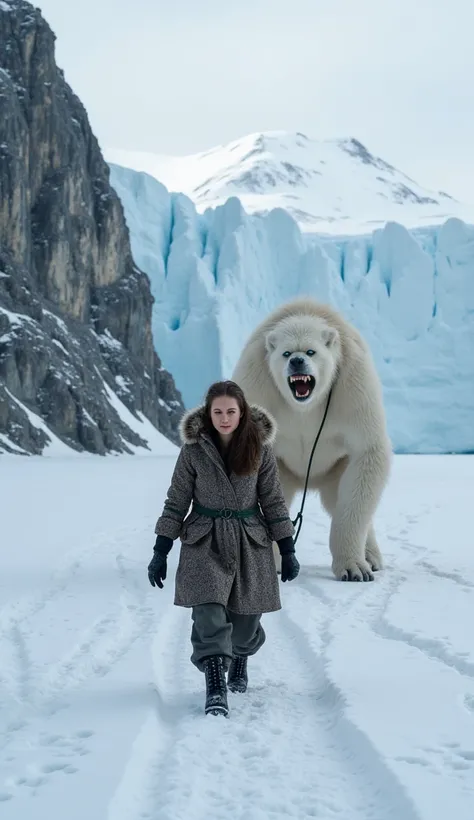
[[321, 326, 339, 348], [265, 329, 279, 354]]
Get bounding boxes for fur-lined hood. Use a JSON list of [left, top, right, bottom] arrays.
[[178, 403, 277, 447]]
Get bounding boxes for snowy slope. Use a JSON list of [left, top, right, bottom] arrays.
[[0, 351, 179, 458], [1, 454, 473, 819], [109, 165, 474, 454], [106, 132, 474, 235]]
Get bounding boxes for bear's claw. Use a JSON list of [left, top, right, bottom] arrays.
[[334, 559, 375, 582]]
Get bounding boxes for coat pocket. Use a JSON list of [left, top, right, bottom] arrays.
[[181, 516, 214, 545], [243, 518, 273, 547]]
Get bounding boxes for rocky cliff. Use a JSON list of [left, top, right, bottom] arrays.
[[0, 0, 184, 455]]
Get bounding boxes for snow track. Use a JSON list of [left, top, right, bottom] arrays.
[[1, 455, 473, 820], [107, 575, 421, 820], [278, 593, 421, 820], [107, 598, 191, 820], [0, 525, 157, 813]]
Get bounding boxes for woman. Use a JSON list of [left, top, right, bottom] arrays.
[[148, 380, 299, 717]]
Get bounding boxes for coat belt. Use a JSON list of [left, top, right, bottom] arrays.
[[192, 502, 260, 520]]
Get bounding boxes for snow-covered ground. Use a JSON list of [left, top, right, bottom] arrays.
[[1, 452, 473, 819]]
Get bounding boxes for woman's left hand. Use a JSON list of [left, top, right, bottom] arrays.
[[281, 553, 300, 582]]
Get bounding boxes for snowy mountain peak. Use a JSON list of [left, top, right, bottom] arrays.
[[106, 130, 473, 235]]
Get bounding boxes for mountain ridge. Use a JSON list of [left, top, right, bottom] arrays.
[[106, 130, 474, 236]]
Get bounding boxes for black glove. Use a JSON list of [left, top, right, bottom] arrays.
[[277, 536, 300, 582], [281, 553, 300, 582], [148, 535, 173, 589]]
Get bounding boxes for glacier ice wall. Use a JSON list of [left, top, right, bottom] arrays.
[[110, 164, 474, 454]]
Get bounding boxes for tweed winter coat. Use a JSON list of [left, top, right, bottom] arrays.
[[154, 404, 295, 614]]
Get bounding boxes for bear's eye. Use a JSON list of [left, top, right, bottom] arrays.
[[282, 351, 291, 358], [306, 349, 316, 356]]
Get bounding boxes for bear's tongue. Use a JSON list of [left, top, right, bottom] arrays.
[[295, 381, 309, 397]]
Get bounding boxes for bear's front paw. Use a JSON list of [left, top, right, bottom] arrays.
[[333, 558, 374, 582]]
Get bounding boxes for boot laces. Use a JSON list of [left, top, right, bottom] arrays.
[[207, 657, 225, 691], [233, 655, 247, 677]]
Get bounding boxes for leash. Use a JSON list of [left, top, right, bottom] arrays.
[[291, 387, 333, 545]]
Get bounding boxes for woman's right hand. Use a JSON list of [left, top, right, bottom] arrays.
[[148, 552, 167, 588], [148, 535, 173, 589]]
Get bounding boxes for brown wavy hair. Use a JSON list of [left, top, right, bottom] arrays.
[[202, 380, 261, 476]]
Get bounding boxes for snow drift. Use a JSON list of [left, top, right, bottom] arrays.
[[109, 164, 474, 455]]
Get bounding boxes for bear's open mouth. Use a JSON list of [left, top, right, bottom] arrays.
[[287, 374, 315, 401]]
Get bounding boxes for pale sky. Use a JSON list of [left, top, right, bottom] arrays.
[[37, 0, 474, 202]]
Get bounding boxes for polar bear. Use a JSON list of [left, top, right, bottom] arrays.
[[232, 297, 392, 582]]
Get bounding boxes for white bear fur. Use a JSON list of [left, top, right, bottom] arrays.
[[232, 297, 393, 582]]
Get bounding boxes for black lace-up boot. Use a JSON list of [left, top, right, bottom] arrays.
[[227, 654, 248, 693], [203, 655, 229, 716]]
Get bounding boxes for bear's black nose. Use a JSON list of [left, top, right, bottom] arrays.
[[289, 356, 305, 368]]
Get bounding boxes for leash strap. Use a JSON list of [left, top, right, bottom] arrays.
[[291, 387, 333, 545]]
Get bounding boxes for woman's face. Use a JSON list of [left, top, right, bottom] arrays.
[[210, 396, 241, 439]]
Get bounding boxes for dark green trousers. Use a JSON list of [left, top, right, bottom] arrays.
[[190, 603, 266, 672]]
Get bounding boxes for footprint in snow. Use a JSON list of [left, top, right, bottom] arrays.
[[394, 754, 432, 768], [456, 749, 474, 762], [417, 743, 474, 772], [41, 762, 78, 774]]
